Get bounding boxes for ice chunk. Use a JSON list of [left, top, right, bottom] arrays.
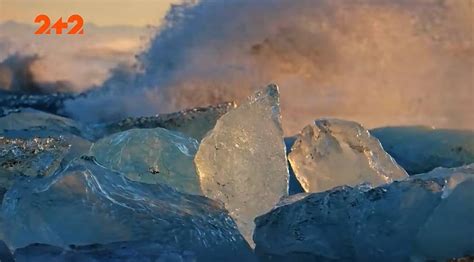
[[90, 128, 201, 195], [288, 119, 408, 193], [254, 164, 474, 261], [0, 109, 86, 139], [1, 158, 255, 261], [101, 102, 236, 141], [0, 137, 70, 177], [0, 93, 76, 117], [409, 165, 474, 259], [0, 135, 91, 181], [0, 110, 93, 171], [0, 108, 19, 118], [371, 126, 474, 174], [195, 84, 289, 245], [0, 240, 14, 262], [0, 137, 72, 200], [412, 164, 474, 198]]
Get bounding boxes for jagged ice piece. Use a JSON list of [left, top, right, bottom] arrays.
[[288, 119, 408, 192]]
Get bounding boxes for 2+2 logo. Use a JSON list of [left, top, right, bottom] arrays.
[[34, 14, 84, 35]]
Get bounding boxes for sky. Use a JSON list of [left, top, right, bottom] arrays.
[[0, 0, 179, 27], [0, 0, 180, 91]]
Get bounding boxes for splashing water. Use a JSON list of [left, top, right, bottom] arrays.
[[63, 0, 473, 134]]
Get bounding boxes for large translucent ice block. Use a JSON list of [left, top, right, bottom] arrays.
[[254, 164, 474, 261], [90, 128, 201, 195], [1, 158, 254, 261], [195, 84, 289, 245]]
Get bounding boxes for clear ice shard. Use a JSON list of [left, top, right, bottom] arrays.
[[194, 84, 289, 245], [288, 119, 408, 193], [254, 164, 474, 262], [1, 158, 255, 261], [90, 128, 201, 195], [100, 102, 236, 141], [371, 126, 474, 174]]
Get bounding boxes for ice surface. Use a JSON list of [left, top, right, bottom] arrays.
[[254, 164, 474, 261], [1, 158, 254, 261], [0, 109, 87, 139], [288, 119, 408, 193], [14, 242, 198, 262], [0, 240, 14, 262], [0, 93, 75, 118], [412, 164, 474, 198], [371, 126, 474, 174], [195, 84, 289, 245], [410, 165, 474, 259], [90, 128, 201, 195], [101, 102, 236, 141]]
